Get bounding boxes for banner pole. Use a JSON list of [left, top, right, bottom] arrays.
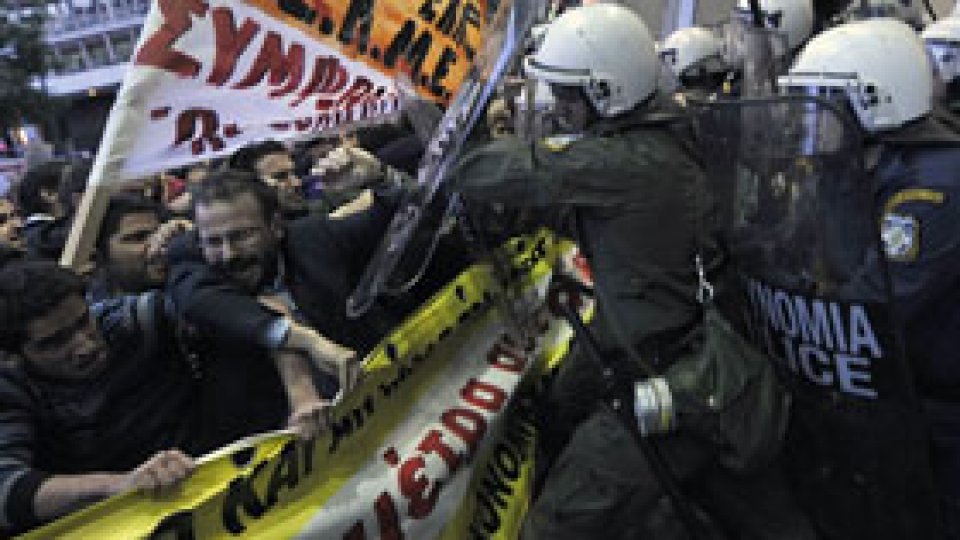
[[59, 183, 112, 271]]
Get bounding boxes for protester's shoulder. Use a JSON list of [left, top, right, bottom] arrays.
[[166, 230, 202, 266], [285, 212, 340, 249], [0, 360, 39, 409], [90, 290, 169, 350]]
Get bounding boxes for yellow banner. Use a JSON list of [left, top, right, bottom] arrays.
[[24, 231, 585, 539]]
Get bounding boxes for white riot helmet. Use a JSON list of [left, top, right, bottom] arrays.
[[779, 18, 932, 133], [841, 0, 923, 27], [922, 16, 960, 85], [524, 4, 658, 117], [734, 0, 814, 51], [660, 26, 727, 79]]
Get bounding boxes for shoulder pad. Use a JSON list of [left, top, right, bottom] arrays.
[[881, 114, 960, 148]]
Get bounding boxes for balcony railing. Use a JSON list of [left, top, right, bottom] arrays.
[[44, 0, 150, 36]]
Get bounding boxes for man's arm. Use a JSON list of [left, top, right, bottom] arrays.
[[0, 369, 195, 532], [166, 233, 281, 348], [271, 349, 332, 440], [259, 295, 359, 400], [33, 450, 195, 523], [32, 473, 122, 522], [450, 131, 700, 208]]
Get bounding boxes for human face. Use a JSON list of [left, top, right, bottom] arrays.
[[185, 164, 209, 184], [0, 198, 23, 248], [22, 295, 110, 382], [255, 152, 306, 214], [256, 152, 301, 192], [550, 85, 592, 134], [106, 211, 164, 292], [195, 193, 281, 292]]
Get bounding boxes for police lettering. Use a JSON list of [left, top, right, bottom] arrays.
[[747, 279, 881, 399]]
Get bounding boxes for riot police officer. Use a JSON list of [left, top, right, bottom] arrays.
[[779, 17, 960, 537], [449, 5, 812, 539], [324, 4, 814, 537], [922, 14, 960, 128], [659, 26, 731, 99]]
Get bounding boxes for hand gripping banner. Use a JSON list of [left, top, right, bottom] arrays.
[[24, 230, 589, 540]]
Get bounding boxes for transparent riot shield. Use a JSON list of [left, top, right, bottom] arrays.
[[346, 0, 544, 319], [690, 95, 942, 539], [721, 15, 788, 98]]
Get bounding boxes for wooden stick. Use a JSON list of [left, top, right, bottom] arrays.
[[59, 183, 112, 271]]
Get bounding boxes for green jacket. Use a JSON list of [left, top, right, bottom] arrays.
[[451, 113, 710, 363]]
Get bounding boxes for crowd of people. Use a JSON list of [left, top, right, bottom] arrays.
[[0, 0, 959, 537]]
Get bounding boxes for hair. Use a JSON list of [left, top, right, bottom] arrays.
[[0, 260, 85, 353], [228, 140, 287, 173], [17, 161, 66, 216], [94, 193, 161, 261], [167, 166, 189, 179], [351, 120, 414, 153], [191, 169, 279, 221], [57, 159, 93, 217]]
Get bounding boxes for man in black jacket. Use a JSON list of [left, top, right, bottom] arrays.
[[167, 170, 401, 448], [0, 261, 199, 534], [168, 168, 461, 369]]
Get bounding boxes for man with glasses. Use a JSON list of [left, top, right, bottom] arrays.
[[167, 169, 412, 447]]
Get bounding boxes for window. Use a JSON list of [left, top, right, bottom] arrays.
[[85, 37, 110, 67], [57, 43, 84, 73], [111, 31, 134, 62]]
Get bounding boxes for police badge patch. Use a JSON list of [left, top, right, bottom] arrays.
[[881, 213, 919, 262]]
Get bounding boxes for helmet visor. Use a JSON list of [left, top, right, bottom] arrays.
[[778, 71, 886, 132], [772, 84, 862, 154], [523, 55, 592, 85], [926, 39, 960, 85]]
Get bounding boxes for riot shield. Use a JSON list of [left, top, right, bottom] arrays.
[[346, 0, 544, 319], [691, 95, 942, 539], [721, 15, 788, 98]]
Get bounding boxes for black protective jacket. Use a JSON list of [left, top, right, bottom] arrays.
[[0, 292, 198, 534]]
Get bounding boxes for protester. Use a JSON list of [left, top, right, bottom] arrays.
[[89, 194, 168, 299], [229, 140, 310, 219], [0, 197, 24, 251], [167, 171, 356, 446], [0, 261, 199, 534]]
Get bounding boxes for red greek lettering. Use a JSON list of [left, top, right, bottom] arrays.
[[207, 8, 259, 86], [233, 31, 306, 99], [441, 407, 486, 452], [398, 456, 441, 519], [416, 429, 461, 471], [134, 0, 207, 77], [460, 378, 506, 412], [174, 108, 224, 154], [487, 342, 527, 374]]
